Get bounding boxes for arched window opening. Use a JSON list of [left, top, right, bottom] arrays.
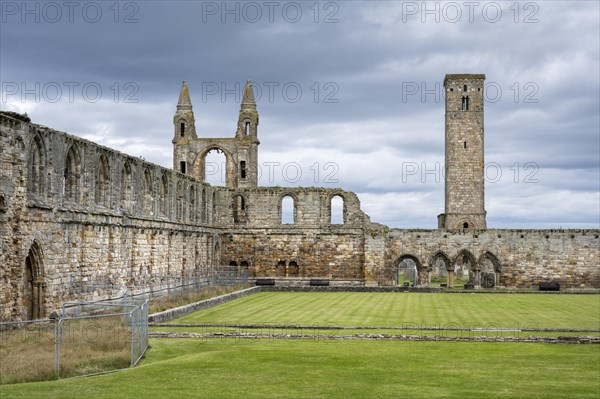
[[189, 185, 196, 222], [180, 122, 185, 137], [463, 222, 469, 229], [453, 251, 475, 289], [121, 163, 134, 211], [245, 122, 250, 135], [200, 188, 206, 223], [463, 84, 468, 92], [430, 255, 450, 287], [160, 174, 169, 216], [240, 161, 247, 179], [28, 135, 46, 197], [212, 192, 217, 223], [143, 169, 154, 215], [330, 195, 344, 224], [95, 155, 110, 207], [23, 242, 45, 320], [204, 149, 227, 186], [176, 182, 184, 221], [232, 195, 247, 224], [276, 261, 286, 277], [397, 258, 418, 287], [63, 145, 81, 202], [180, 161, 187, 174], [281, 196, 295, 224], [461, 96, 470, 111], [288, 261, 299, 277]]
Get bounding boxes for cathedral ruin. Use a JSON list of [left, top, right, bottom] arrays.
[[0, 74, 598, 321]]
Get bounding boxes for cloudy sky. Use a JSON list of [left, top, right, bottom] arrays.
[[1, 1, 598, 228]]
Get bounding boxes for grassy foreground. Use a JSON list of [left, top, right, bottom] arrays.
[[2, 338, 599, 399], [167, 292, 600, 329]]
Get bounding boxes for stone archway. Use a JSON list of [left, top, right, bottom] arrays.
[[452, 250, 478, 288], [23, 242, 46, 320], [429, 251, 452, 287], [395, 255, 424, 287], [194, 146, 236, 188], [478, 252, 502, 288]]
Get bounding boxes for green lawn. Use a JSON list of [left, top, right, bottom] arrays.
[[166, 292, 600, 330], [2, 338, 599, 399]]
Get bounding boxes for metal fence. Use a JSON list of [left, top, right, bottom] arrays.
[[1, 266, 247, 385], [0, 299, 148, 385]]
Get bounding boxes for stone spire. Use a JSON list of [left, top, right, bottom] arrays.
[[241, 80, 256, 111], [177, 80, 193, 111], [236, 80, 259, 138]]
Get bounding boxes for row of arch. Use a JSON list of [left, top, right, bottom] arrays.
[[231, 193, 345, 225], [27, 133, 216, 223], [393, 249, 502, 288]]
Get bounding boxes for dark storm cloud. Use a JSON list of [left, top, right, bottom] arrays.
[[1, 0, 598, 228]]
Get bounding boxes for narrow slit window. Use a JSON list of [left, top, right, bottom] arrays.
[[464, 141, 467, 149], [180, 122, 185, 137], [240, 161, 247, 179], [180, 161, 186, 174], [245, 122, 250, 135]]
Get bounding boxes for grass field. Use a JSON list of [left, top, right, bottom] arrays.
[[1, 338, 599, 399], [165, 292, 600, 329], [2, 292, 599, 398]]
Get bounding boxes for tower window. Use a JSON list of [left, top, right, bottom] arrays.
[[463, 222, 469, 229], [180, 161, 186, 174], [464, 141, 467, 149], [461, 96, 469, 111], [180, 122, 185, 137], [245, 122, 250, 135], [463, 85, 468, 92], [450, 88, 454, 92], [240, 161, 247, 179]]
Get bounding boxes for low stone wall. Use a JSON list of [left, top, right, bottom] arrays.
[[148, 286, 261, 323]]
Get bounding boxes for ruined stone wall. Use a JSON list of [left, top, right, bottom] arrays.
[[364, 228, 600, 289], [0, 113, 221, 321], [1, 109, 599, 323]]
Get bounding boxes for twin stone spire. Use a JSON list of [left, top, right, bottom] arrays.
[[176, 80, 256, 113]]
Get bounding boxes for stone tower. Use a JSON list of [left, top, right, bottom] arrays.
[[440, 74, 487, 229], [235, 80, 260, 188], [172, 80, 197, 174], [171, 80, 259, 188]]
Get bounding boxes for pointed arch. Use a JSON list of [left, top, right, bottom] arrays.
[[23, 241, 46, 320], [452, 249, 478, 288], [232, 193, 248, 224], [27, 133, 47, 197], [176, 181, 184, 221], [160, 172, 169, 216], [200, 187, 206, 223], [478, 251, 502, 288], [194, 146, 235, 187], [120, 161, 134, 211], [142, 168, 154, 215], [63, 144, 81, 202], [95, 154, 110, 206], [429, 250, 451, 287], [394, 254, 424, 287], [189, 184, 196, 222]]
